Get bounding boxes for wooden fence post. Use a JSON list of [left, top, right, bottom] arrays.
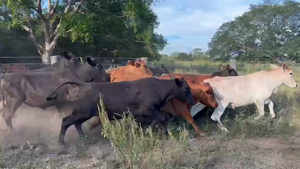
[[50, 55, 61, 65]]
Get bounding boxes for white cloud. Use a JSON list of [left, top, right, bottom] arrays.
[[152, 0, 259, 54]]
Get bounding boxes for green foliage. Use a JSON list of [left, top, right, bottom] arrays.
[[208, 0, 300, 62], [164, 48, 211, 61], [60, 0, 167, 58]]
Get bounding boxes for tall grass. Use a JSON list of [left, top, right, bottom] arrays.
[[98, 96, 193, 169]]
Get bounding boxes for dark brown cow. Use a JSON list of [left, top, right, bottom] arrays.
[[46, 77, 195, 146], [0, 56, 110, 130], [150, 64, 170, 76]]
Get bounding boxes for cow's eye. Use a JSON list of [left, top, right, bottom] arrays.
[[95, 65, 101, 69], [143, 65, 147, 68], [290, 72, 293, 76]]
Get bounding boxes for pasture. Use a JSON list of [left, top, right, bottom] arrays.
[[1, 60, 300, 169]]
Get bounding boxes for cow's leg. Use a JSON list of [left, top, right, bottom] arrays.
[[211, 101, 228, 132], [190, 103, 207, 117], [170, 100, 206, 137], [265, 99, 275, 119], [158, 121, 168, 136], [149, 108, 170, 136], [58, 113, 92, 146], [254, 99, 265, 120], [2, 99, 22, 130], [89, 117, 101, 131], [75, 123, 85, 138]]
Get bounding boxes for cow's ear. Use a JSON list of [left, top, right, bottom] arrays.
[[135, 62, 141, 67], [175, 78, 182, 87], [226, 65, 231, 70], [283, 63, 288, 70], [127, 60, 135, 66], [87, 57, 96, 67], [62, 51, 71, 60]]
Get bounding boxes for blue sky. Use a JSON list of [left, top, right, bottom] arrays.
[[151, 0, 262, 54]]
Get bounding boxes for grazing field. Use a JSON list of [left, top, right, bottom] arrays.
[[1, 61, 300, 169]]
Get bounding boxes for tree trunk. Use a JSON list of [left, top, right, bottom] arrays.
[[41, 47, 53, 65]]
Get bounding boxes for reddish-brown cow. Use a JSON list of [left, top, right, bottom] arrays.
[[107, 60, 153, 82]]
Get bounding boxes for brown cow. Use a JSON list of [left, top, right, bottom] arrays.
[[108, 60, 153, 82]]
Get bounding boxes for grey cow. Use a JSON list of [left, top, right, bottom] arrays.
[[0, 54, 110, 130]]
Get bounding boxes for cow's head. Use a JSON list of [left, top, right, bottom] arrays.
[[159, 64, 170, 74], [271, 63, 297, 88], [62, 52, 80, 63], [61, 52, 81, 68], [194, 82, 218, 108], [83, 56, 110, 82], [213, 64, 239, 77], [173, 78, 195, 108], [126, 60, 153, 76]]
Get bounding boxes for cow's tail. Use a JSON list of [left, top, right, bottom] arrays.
[[46, 82, 82, 101]]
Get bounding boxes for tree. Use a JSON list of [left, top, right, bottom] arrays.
[[191, 48, 209, 60], [0, 0, 86, 64], [1, 0, 166, 64], [176, 52, 192, 61], [208, 0, 300, 62]]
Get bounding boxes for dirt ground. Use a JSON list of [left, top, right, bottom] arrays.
[[1, 105, 300, 169]]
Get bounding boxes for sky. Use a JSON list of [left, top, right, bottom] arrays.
[[151, 0, 262, 55]]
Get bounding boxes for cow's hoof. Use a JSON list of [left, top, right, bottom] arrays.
[[58, 141, 67, 148], [271, 114, 276, 119], [196, 132, 207, 138]]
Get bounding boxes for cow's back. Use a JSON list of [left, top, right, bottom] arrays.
[[204, 71, 272, 107]]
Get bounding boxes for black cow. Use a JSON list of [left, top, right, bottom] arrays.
[[150, 64, 170, 76], [30, 52, 80, 72], [46, 77, 195, 146], [0, 56, 110, 130]]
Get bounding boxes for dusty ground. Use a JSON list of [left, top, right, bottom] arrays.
[[0, 105, 300, 169]]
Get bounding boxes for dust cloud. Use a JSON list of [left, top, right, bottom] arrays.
[[0, 104, 80, 148]]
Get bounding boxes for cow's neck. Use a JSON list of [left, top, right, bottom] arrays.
[[165, 81, 183, 103], [74, 63, 91, 82], [264, 68, 284, 94]]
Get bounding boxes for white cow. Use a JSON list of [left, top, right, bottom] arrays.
[[191, 63, 297, 132]]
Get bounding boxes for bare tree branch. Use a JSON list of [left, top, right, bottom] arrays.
[[73, 0, 85, 13], [48, 0, 52, 13], [33, 0, 47, 21], [64, 0, 74, 13], [104, 35, 131, 48], [49, 0, 59, 20], [22, 23, 44, 55]]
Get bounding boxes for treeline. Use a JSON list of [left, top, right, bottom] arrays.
[[208, 0, 300, 62], [161, 48, 211, 61]]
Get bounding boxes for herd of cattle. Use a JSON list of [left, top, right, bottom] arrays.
[[0, 52, 297, 146]]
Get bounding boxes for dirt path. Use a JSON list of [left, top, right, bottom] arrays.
[[1, 105, 300, 169]]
